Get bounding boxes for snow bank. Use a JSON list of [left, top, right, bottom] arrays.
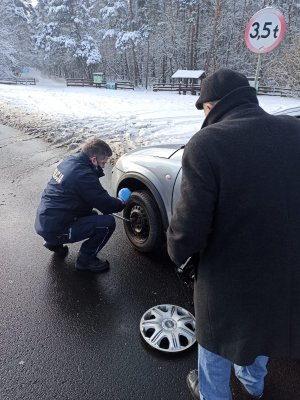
[[0, 79, 300, 162]]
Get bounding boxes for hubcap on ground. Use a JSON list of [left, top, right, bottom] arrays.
[[140, 304, 196, 352]]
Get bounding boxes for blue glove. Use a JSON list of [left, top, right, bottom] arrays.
[[118, 188, 132, 203]]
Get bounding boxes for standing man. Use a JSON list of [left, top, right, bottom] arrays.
[[167, 68, 300, 399], [35, 138, 131, 273]]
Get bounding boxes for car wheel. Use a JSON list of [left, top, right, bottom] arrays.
[[123, 190, 165, 253]]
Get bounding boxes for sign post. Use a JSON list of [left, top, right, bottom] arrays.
[[244, 7, 286, 90], [254, 54, 262, 90]]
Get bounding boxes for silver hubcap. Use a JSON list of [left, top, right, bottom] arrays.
[[140, 304, 196, 352]]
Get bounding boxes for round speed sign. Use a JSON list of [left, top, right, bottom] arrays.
[[245, 7, 286, 54]]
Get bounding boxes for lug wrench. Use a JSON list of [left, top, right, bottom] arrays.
[[174, 256, 197, 307], [111, 213, 130, 222]]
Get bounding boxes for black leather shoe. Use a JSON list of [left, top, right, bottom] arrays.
[[75, 256, 109, 273], [187, 370, 200, 400], [44, 242, 69, 258]]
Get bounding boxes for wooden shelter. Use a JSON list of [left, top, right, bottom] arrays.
[[153, 69, 205, 95], [171, 69, 205, 94]]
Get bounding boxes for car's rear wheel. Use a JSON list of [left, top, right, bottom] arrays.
[[123, 190, 165, 253]]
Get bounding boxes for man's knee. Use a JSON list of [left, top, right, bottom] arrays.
[[107, 215, 116, 232], [96, 215, 116, 233]]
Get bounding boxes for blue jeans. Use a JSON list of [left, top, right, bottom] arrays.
[[198, 344, 269, 400], [44, 214, 116, 259]]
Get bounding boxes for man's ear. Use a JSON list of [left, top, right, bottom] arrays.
[[206, 102, 215, 112], [203, 102, 215, 116], [90, 155, 97, 166]]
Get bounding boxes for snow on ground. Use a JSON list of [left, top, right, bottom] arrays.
[[0, 74, 300, 162]]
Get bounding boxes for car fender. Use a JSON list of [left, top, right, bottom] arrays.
[[116, 169, 171, 231]]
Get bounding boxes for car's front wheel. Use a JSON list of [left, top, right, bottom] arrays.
[[123, 190, 165, 253]]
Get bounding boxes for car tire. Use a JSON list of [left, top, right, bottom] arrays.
[[123, 190, 165, 253]]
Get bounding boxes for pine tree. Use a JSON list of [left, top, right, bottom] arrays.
[[0, 0, 33, 76], [28, 0, 300, 89], [34, 0, 101, 78]]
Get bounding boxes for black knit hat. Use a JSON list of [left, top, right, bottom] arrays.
[[195, 68, 250, 110]]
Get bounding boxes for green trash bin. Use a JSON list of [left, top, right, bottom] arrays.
[[106, 82, 116, 90]]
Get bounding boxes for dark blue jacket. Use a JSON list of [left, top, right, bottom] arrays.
[[35, 152, 124, 237]]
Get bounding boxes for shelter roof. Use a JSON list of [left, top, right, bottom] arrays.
[[171, 70, 205, 79]]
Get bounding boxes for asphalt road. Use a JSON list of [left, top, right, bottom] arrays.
[[0, 125, 299, 400]]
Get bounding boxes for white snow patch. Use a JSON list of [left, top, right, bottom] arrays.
[[0, 75, 299, 161]]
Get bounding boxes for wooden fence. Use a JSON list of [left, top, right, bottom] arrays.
[[0, 78, 36, 85], [153, 83, 200, 95], [66, 78, 107, 88], [66, 78, 93, 87], [257, 85, 300, 97], [153, 82, 300, 98], [66, 78, 134, 90], [153, 83, 180, 92], [115, 81, 134, 90]]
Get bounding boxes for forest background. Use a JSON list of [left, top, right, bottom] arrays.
[[1, 0, 300, 89]]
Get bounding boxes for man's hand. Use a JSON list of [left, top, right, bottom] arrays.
[[177, 253, 199, 283], [118, 188, 132, 203]]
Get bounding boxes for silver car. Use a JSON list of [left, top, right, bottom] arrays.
[[111, 106, 300, 253]]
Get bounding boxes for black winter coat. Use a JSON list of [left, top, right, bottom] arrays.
[[35, 152, 123, 238], [167, 86, 300, 365]]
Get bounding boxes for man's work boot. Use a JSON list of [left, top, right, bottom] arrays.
[[75, 256, 109, 273], [43, 242, 69, 258], [186, 370, 200, 400]]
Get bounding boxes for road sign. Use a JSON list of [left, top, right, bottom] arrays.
[[245, 7, 286, 54]]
